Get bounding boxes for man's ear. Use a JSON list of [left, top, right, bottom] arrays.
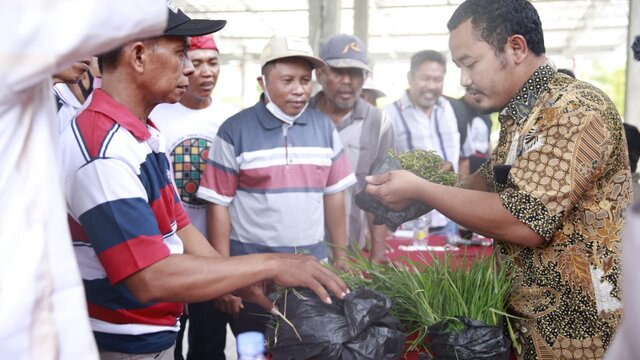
[[316, 66, 326, 83], [507, 35, 529, 64], [256, 75, 265, 91], [125, 41, 147, 74]]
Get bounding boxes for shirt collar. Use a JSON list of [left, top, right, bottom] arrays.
[[52, 83, 83, 109], [310, 91, 366, 130], [501, 63, 556, 123], [88, 89, 151, 141], [398, 90, 445, 116], [256, 93, 309, 130], [350, 97, 368, 121], [397, 90, 414, 111]]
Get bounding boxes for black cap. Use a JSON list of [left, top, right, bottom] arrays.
[[164, 4, 226, 37]]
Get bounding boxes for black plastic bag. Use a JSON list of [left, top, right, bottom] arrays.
[[266, 286, 406, 360], [355, 154, 433, 230], [426, 317, 511, 360]]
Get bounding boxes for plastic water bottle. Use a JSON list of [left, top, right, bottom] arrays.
[[413, 215, 431, 246], [237, 331, 267, 360]]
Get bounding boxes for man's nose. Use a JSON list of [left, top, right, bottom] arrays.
[[200, 63, 214, 76], [460, 69, 472, 87], [184, 59, 195, 77], [291, 81, 304, 94]]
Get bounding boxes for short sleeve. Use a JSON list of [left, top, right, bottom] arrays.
[[325, 129, 357, 194], [197, 132, 239, 206], [67, 157, 169, 284]]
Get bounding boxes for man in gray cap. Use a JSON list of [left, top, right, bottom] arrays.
[[61, 9, 349, 358], [310, 34, 394, 263], [197, 35, 356, 336]]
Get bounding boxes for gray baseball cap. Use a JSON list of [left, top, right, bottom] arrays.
[[319, 34, 370, 71]]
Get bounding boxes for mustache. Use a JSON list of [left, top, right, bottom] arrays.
[[465, 87, 483, 95]]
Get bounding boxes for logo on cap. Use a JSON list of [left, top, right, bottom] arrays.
[[167, 0, 178, 13], [342, 42, 362, 54]]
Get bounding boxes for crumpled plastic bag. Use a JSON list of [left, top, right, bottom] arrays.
[[426, 317, 511, 360], [355, 154, 433, 230], [266, 286, 406, 360]]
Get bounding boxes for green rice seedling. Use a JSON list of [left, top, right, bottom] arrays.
[[340, 248, 515, 353], [265, 286, 304, 348], [392, 149, 457, 186]]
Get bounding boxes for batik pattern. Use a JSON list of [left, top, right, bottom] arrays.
[[480, 65, 630, 359]]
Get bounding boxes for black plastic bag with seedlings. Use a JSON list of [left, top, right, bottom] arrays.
[[426, 317, 511, 360], [265, 286, 406, 360], [355, 150, 457, 230]]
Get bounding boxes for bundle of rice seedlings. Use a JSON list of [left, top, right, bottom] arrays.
[[392, 149, 457, 186], [341, 248, 515, 353]]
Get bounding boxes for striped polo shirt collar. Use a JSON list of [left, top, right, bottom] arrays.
[[255, 94, 310, 130], [88, 89, 152, 141]]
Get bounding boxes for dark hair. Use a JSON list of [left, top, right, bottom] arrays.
[[97, 47, 123, 73], [410, 50, 446, 74], [632, 35, 640, 61], [447, 0, 545, 56], [557, 68, 576, 78], [261, 57, 313, 76], [624, 123, 640, 173], [261, 61, 276, 76], [97, 38, 164, 73]]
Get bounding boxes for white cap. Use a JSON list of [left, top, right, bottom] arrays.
[[260, 36, 326, 70], [363, 75, 385, 97]]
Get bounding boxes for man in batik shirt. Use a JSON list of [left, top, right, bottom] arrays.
[[364, 0, 630, 359]]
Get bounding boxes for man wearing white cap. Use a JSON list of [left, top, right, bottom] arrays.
[[360, 75, 386, 107], [310, 34, 394, 264], [150, 34, 239, 360], [197, 35, 356, 334]]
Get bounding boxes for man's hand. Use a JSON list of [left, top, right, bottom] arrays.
[[213, 293, 243, 317], [368, 244, 391, 265], [234, 254, 348, 312], [270, 254, 348, 306], [365, 170, 423, 211], [270, 254, 348, 303], [332, 253, 351, 273], [234, 283, 272, 312], [441, 160, 454, 172]]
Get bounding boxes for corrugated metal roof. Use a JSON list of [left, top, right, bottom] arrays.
[[174, 0, 629, 62]]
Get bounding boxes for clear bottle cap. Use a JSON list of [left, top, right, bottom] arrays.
[[237, 331, 265, 356]]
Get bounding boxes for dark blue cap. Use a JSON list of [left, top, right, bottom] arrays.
[[319, 34, 369, 71]]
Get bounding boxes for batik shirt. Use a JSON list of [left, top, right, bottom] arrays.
[[480, 64, 630, 359]]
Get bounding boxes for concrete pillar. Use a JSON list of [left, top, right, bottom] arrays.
[[354, 0, 369, 47], [308, 0, 341, 55], [625, 0, 640, 126]]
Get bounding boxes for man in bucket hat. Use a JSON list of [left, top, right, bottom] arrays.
[[310, 34, 395, 264], [197, 35, 356, 335], [61, 8, 349, 358]]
